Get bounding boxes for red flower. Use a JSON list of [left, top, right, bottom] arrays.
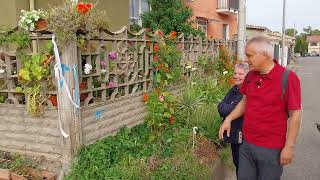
[[77, 3, 93, 14], [170, 31, 177, 38], [169, 116, 174, 124], [143, 93, 149, 102], [153, 56, 158, 62], [157, 31, 163, 36], [154, 44, 159, 52], [147, 41, 152, 47], [85, 3, 93, 9]]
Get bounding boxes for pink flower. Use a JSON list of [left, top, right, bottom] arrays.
[[107, 81, 115, 89], [159, 95, 164, 102], [100, 61, 107, 67], [108, 51, 118, 60]]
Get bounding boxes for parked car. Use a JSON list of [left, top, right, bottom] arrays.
[[294, 53, 301, 57]]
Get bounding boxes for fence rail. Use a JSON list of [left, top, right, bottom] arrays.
[[0, 26, 236, 108]]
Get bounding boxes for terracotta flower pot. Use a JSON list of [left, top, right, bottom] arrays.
[[14, 93, 25, 104], [10, 172, 27, 180], [49, 95, 57, 106], [0, 168, 11, 180], [79, 82, 88, 101], [35, 19, 48, 31], [27, 168, 56, 180]]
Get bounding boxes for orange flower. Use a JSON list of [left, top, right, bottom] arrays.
[[169, 116, 174, 124], [163, 67, 169, 73], [170, 31, 177, 38], [228, 79, 235, 85], [143, 93, 149, 102], [154, 44, 159, 52]]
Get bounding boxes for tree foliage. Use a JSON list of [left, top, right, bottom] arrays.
[[141, 0, 204, 38]]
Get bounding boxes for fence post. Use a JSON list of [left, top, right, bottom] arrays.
[[58, 42, 82, 174]]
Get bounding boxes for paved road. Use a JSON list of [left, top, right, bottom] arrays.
[[282, 57, 320, 180]]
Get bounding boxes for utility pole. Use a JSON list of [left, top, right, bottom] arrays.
[[281, 0, 287, 65], [237, 0, 246, 61]]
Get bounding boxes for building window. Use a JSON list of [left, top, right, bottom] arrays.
[[310, 42, 318, 46], [197, 19, 208, 37], [223, 24, 230, 40], [129, 0, 150, 25]]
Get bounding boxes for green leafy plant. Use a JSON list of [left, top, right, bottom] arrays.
[[144, 90, 176, 133], [141, 0, 204, 38], [17, 53, 53, 116], [198, 55, 216, 76], [175, 83, 206, 126], [0, 28, 30, 50], [152, 32, 182, 89], [215, 47, 236, 88]]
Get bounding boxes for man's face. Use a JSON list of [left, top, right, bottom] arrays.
[[244, 44, 265, 71], [233, 67, 247, 86]]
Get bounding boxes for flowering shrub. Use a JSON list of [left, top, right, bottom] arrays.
[[152, 31, 182, 89], [144, 31, 183, 131], [215, 47, 236, 87], [19, 10, 47, 31], [144, 90, 176, 131]]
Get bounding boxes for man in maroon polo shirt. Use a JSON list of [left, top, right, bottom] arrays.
[[219, 36, 302, 180]]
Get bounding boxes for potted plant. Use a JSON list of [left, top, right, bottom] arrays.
[[17, 53, 53, 116], [47, 1, 109, 48], [18, 10, 48, 31]]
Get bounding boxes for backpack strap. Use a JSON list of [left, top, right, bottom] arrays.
[[282, 68, 290, 117], [282, 69, 290, 99]]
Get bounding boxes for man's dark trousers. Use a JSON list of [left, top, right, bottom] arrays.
[[237, 140, 283, 180]]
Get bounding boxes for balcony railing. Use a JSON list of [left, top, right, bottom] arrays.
[[217, 0, 239, 15]]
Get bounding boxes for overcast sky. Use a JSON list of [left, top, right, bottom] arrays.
[[246, 0, 319, 34]]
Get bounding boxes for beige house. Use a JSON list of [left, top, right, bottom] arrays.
[[306, 36, 320, 55], [0, 0, 130, 31], [246, 25, 295, 66]]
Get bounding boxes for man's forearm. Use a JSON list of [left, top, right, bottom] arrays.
[[225, 96, 246, 122], [285, 110, 302, 148]]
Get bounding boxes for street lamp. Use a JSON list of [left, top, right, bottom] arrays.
[[281, 0, 286, 65]]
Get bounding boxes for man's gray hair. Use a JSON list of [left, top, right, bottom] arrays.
[[246, 36, 274, 59], [235, 63, 249, 73]]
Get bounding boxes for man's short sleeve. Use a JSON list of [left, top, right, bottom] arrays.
[[286, 72, 301, 110], [240, 73, 249, 95]]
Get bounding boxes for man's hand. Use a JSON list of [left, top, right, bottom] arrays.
[[280, 146, 295, 166], [219, 119, 231, 140]]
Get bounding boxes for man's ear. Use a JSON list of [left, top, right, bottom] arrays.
[[261, 51, 272, 60]]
